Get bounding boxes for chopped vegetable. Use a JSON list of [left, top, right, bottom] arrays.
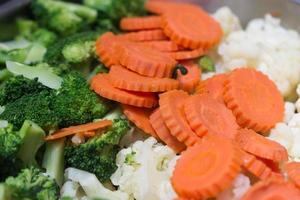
[[141, 40, 182, 52], [176, 61, 201, 93], [284, 162, 300, 188], [120, 16, 162, 31], [119, 29, 168, 42], [165, 48, 205, 60], [198, 56, 215, 72]]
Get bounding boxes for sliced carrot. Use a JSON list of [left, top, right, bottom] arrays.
[[145, 1, 200, 15], [184, 94, 239, 139], [109, 65, 179, 92], [257, 157, 281, 173], [196, 73, 228, 104], [45, 120, 112, 141], [161, 6, 223, 49], [117, 42, 177, 78], [176, 61, 201, 93], [91, 74, 157, 108], [235, 128, 288, 162], [241, 179, 300, 200], [82, 131, 96, 138], [171, 134, 242, 199], [122, 104, 158, 138], [224, 68, 284, 133], [159, 90, 200, 146], [140, 40, 182, 52], [284, 162, 300, 188], [149, 109, 186, 153], [165, 48, 206, 60], [119, 29, 168, 42], [120, 16, 162, 31]]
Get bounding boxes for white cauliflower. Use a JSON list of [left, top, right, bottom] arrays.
[[110, 137, 178, 200]]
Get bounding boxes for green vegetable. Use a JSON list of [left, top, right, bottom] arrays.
[[198, 56, 215, 72], [65, 119, 130, 182]]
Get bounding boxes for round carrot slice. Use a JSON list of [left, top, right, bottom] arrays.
[[177, 61, 201, 93], [184, 94, 239, 139], [235, 128, 288, 162], [284, 162, 300, 188], [117, 42, 177, 78], [109, 65, 179, 92], [122, 104, 157, 138], [91, 74, 157, 108], [119, 29, 168, 42], [196, 73, 228, 104], [120, 16, 162, 31], [171, 134, 242, 199], [140, 40, 182, 52], [165, 48, 205, 60], [224, 68, 284, 133], [161, 7, 222, 49], [241, 179, 300, 200], [149, 109, 186, 153], [145, 1, 200, 15], [159, 90, 199, 146]]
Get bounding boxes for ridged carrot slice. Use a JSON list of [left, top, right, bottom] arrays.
[[140, 40, 182, 52], [145, 1, 200, 15], [224, 68, 284, 133], [165, 48, 206, 60], [120, 16, 162, 31], [109, 65, 179, 92], [91, 74, 157, 108], [177, 61, 201, 93], [119, 29, 168, 42], [241, 179, 300, 200], [122, 104, 157, 138], [159, 90, 200, 146], [258, 157, 281, 173], [196, 73, 227, 104], [284, 162, 300, 188], [149, 109, 186, 153], [117, 42, 177, 78], [171, 134, 242, 199], [184, 94, 239, 139], [235, 128, 288, 162]]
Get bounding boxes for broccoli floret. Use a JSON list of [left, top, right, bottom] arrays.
[[0, 75, 49, 106], [108, 0, 146, 21], [64, 119, 130, 182], [32, 0, 97, 36], [198, 56, 215, 72], [3, 167, 59, 200]]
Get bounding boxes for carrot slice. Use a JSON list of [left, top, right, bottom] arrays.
[[149, 109, 186, 153], [165, 48, 206, 60], [284, 162, 300, 188], [176, 61, 201, 93], [235, 128, 288, 162], [45, 120, 112, 141], [122, 104, 158, 138], [120, 16, 162, 31], [91, 74, 157, 108], [224, 68, 284, 133], [109, 65, 179, 92], [82, 131, 96, 138], [119, 29, 168, 42], [159, 90, 200, 146], [196, 73, 227, 104], [140, 40, 182, 52], [161, 6, 222, 49], [117, 42, 177, 78], [171, 134, 242, 199], [258, 157, 281, 173], [241, 179, 300, 200], [145, 1, 200, 15], [184, 94, 239, 139]]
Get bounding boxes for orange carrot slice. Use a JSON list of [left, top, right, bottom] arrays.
[[82, 131, 96, 138], [45, 120, 112, 141], [235, 128, 288, 162], [224, 68, 284, 133], [145, 1, 200, 15], [109, 65, 179, 92], [184, 94, 239, 139], [284, 162, 300, 188], [91, 74, 157, 108], [171, 134, 242, 199], [176, 61, 201, 93], [149, 109, 186, 153], [159, 90, 200, 146], [258, 157, 281, 173], [122, 104, 158, 138], [140, 40, 182, 52], [196, 73, 227, 104], [165, 48, 206, 60], [120, 16, 162, 31], [117, 42, 177, 78], [241, 179, 300, 200], [119, 29, 168, 42]]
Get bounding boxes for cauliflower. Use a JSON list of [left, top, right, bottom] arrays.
[[110, 137, 178, 200]]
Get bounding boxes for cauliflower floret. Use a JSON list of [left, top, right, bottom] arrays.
[[111, 137, 178, 200], [284, 102, 296, 123]]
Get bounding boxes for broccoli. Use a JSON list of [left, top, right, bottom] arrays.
[[64, 119, 130, 182], [198, 55, 215, 72], [32, 0, 98, 36], [2, 167, 59, 200]]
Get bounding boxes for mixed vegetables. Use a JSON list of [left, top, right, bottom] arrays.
[[0, 0, 299, 199]]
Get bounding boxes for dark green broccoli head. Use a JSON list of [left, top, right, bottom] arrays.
[[0, 75, 50, 106], [108, 0, 146, 21], [65, 119, 129, 182], [4, 167, 59, 200]]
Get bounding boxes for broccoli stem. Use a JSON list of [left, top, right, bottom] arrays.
[[42, 138, 65, 186]]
